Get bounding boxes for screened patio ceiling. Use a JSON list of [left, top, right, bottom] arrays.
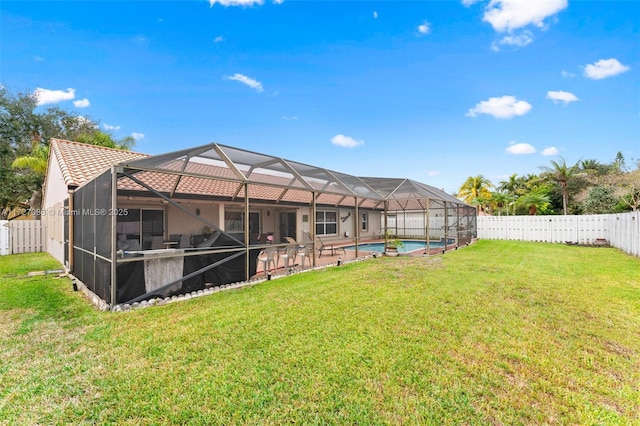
[[116, 143, 468, 209]]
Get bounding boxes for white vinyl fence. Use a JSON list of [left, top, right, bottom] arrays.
[[0, 220, 47, 255], [478, 212, 640, 257], [0, 221, 9, 256]]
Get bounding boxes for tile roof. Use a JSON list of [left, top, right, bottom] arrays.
[[50, 138, 148, 188], [49, 138, 469, 209]]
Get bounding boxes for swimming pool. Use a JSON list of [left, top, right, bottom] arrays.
[[343, 240, 446, 254]]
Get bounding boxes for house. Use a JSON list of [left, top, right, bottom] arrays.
[[42, 139, 476, 308], [42, 139, 148, 266]]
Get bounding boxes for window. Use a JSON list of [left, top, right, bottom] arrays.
[[116, 208, 163, 250], [361, 212, 368, 231], [224, 211, 244, 233], [224, 211, 260, 235], [315, 210, 337, 235]]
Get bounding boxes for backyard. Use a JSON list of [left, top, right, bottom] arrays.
[[0, 240, 638, 424]]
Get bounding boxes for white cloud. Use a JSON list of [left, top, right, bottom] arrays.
[[462, 0, 482, 6], [466, 95, 532, 119], [546, 90, 579, 104], [209, 0, 264, 6], [273, 0, 284, 4], [417, 21, 431, 35], [483, 0, 568, 33], [373, 11, 378, 19], [103, 123, 121, 132], [497, 31, 532, 48], [561, 70, 575, 78], [427, 170, 441, 177], [282, 116, 299, 120], [331, 134, 364, 149], [34, 56, 44, 62], [506, 142, 536, 155], [131, 132, 145, 140], [583, 58, 630, 80], [34, 88, 75, 106], [225, 73, 264, 92], [214, 36, 225, 43], [541, 146, 559, 156], [73, 98, 90, 108]]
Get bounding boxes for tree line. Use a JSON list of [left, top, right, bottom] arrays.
[[2, 85, 637, 220], [457, 156, 640, 216], [0, 86, 134, 219]]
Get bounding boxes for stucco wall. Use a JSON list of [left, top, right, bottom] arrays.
[[166, 201, 220, 236], [42, 154, 68, 265]]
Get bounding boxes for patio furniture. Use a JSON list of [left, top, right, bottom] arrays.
[[279, 245, 298, 271], [258, 246, 278, 274], [163, 240, 178, 249], [296, 244, 313, 269], [179, 234, 191, 248], [285, 236, 298, 245], [316, 236, 346, 257], [151, 236, 164, 249]]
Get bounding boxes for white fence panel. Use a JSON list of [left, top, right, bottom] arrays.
[[0, 220, 9, 256], [478, 212, 640, 258], [9, 220, 46, 254], [576, 215, 608, 244], [608, 211, 640, 257]]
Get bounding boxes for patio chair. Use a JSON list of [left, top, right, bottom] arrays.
[[279, 245, 298, 271], [151, 236, 164, 249], [286, 236, 307, 250], [296, 243, 313, 269], [178, 234, 191, 248], [258, 246, 278, 274], [316, 236, 346, 257]]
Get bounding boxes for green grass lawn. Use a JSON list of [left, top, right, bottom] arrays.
[[1, 241, 639, 424]]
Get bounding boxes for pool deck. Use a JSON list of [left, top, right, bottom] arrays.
[[252, 239, 460, 279]]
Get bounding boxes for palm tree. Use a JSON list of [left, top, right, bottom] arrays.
[[517, 192, 550, 215], [457, 175, 494, 213], [11, 144, 49, 175], [540, 158, 579, 215], [498, 174, 519, 196], [490, 191, 514, 216], [11, 143, 49, 215], [11, 130, 133, 215], [580, 159, 601, 174]]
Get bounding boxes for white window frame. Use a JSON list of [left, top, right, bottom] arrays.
[[315, 210, 338, 236]]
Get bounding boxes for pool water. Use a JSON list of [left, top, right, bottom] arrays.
[[343, 240, 445, 253]]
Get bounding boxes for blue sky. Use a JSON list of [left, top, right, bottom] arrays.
[[1, 0, 638, 194]]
